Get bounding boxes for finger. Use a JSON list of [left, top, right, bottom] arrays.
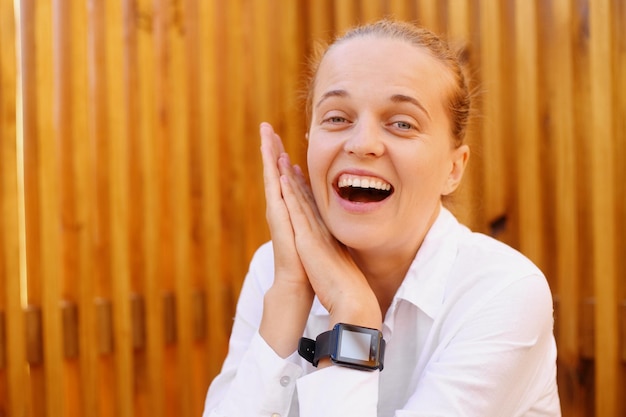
[[280, 173, 314, 235], [292, 164, 320, 218], [278, 154, 313, 204], [260, 122, 285, 157], [278, 156, 315, 217], [283, 158, 329, 235], [260, 124, 284, 205]]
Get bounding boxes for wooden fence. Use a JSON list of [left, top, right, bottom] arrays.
[[0, 0, 624, 416]]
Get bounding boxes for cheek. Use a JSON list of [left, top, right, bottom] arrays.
[[397, 152, 450, 195], [306, 141, 330, 197]]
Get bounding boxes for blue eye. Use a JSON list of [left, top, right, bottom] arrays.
[[326, 116, 347, 124], [393, 121, 414, 130]]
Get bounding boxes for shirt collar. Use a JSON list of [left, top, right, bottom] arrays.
[[393, 206, 461, 319], [310, 206, 462, 319]]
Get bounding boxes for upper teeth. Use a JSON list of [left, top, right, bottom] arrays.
[[338, 174, 392, 191]]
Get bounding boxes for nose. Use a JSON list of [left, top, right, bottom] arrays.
[[343, 117, 385, 158]]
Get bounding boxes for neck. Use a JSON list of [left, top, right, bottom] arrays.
[[348, 242, 419, 318]]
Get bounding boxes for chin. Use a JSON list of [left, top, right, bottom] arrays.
[[328, 220, 388, 251]]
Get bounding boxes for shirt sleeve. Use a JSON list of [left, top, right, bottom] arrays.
[[397, 275, 560, 417], [203, 243, 304, 417], [297, 366, 380, 417], [205, 332, 304, 417]]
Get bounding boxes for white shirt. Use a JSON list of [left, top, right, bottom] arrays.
[[203, 208, 561, 417]]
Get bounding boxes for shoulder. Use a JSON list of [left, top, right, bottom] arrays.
[[434, 210, 553, 311], [443, 226, 554, 328], [432, 209, 546, 290], [453, 229, 545, 286]]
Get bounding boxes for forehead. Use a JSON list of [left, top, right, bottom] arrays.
[[313, 36, 453, 107]]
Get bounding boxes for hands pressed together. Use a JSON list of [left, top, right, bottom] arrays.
[[258, 123, 382, 359]]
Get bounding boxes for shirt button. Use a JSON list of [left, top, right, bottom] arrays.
[[279, 376, 291, 387]]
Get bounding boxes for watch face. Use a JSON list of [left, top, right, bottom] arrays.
[[339, 329, 372, 361], [332, 323, 381, 370]]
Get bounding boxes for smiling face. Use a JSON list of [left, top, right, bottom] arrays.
[[307, 35, 469, 257]]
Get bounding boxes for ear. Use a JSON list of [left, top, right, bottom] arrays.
[[442, 144, 469, 195]]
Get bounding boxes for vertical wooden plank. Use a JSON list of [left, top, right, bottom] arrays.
[[135, 0, 162, 416], [570, 1, 596, 411], [477, 0, 507, 234], [514, 0, 544, 267], [307, 0, 335, 46], [360, 0, 384, 23], [18, 0, 45, 412], [446, 0, 469, 45], [122, 1, 160, 417], [252, 0, 273, 124], [70, 0, 98, 414], [388, 0, 412, 20], [417, 0, 439, 32], [588, 0, 619, 415], [104, 0, 133, 415], [247, 0, 273, 345], [86, 0, 117, 415], [445, 0, 478, 229], [541, 0, 582, 415], [33, 1, 66, 416], [121, 2, 145, 417], [198, 0, 228, 387], [388, 0, 410, 20], [121, 1, 152, 417], [612, 0, 626, 395], [153, 0, 183, 415], [334, 0, 358, 33], [168, 1, 192, 416], [123, 0, 144, 303], [218, 0, 248, 322], [0, 2, 28, 416], [180, 0, 212, 411], [55, 1, 91, 416], [214, 0, 231, 330]]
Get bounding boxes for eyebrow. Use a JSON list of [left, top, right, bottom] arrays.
[[390, 94, 431, 121], [315, 89, 348, 109]]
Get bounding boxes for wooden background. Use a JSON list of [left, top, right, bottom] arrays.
[[0, 0, 624, 416]]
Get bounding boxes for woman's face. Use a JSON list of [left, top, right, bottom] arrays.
[[307, 36, 468, 254]]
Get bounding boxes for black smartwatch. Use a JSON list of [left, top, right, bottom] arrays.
[[298, 323, 386, 371]]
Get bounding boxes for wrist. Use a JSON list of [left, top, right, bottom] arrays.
[[328, 293, 382, 331], [260, 283, 314, 358], [268, 278, 314, 300]]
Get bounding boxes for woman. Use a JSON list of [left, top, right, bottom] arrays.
[[203, 20, 560, 417]]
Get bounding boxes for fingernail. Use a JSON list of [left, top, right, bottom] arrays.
[[260, 122, 272, 133]]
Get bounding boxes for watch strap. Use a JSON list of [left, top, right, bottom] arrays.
[[297, 337, 317, 365], [297, 330, 332, 367], [313, 330, 333, 367]]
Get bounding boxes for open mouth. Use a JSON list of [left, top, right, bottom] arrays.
[[335, 174, 394, 203]]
